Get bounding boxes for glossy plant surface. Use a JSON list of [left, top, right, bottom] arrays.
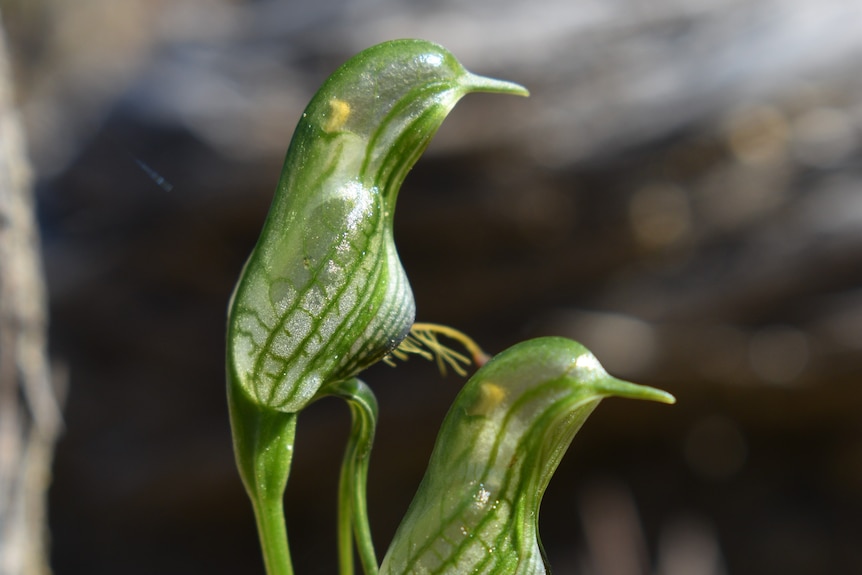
[[224, 39, 673, 575], [381, 337, 674, 574], [227, 40, 527, 413]]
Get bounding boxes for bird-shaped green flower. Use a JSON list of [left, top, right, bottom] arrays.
[[381, 337, 675, 575], [227, 39, 528, 413]]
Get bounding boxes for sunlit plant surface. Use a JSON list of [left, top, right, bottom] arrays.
[[225, 39, 675, 575]]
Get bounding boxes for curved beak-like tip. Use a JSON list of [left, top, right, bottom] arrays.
[[647, 387, 677, 405], [596, 376, 677, 405], [465, 72, 530, 97]]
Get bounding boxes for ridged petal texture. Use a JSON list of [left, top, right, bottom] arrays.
[[226, 40, 528, 412], [381, 337, 675, 575]]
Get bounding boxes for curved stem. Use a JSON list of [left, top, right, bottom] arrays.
[[328, 378, 380, 575], [228, 379, 297, 575]]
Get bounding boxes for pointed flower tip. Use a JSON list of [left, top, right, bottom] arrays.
[[465, 72, 530, 97], [647, 387, 677, 405], [598, 377, 677, 405]]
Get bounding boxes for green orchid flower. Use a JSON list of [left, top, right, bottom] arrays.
[[380, 337, 675, 574], [227, 40, 527, 414], [225, 39, 528, 575]]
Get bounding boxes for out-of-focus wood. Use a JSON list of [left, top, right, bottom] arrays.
[[0, 15, 61, 575]]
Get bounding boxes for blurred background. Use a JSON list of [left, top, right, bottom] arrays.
[[2, 0, 862, 573]]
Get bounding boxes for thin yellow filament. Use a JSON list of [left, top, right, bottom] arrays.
[[383, 322, 490, 376]]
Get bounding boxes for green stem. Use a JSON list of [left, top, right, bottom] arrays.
[[228, 379, 298, 575], [251, 485, 294, 575], [328, 378, 380, 575]]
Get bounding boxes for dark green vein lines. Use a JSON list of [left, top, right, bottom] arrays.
[[227, 39, 528, 415], [225, 40, 535, 575], [381, 338, 674, 575]]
